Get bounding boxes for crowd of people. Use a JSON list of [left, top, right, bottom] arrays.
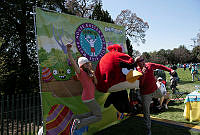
[[66, 43, 199, 135], [169, 63, 200, 82]]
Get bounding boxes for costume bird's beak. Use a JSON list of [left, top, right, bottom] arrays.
[[126, 70, 143, 83]]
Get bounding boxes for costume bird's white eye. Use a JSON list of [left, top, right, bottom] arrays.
[[67, 69, 71, 74], [53, 69, 58, 75], [122, 68, 131, 75]]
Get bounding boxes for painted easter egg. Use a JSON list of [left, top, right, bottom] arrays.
[[117, 112, 128, 120], [46, 104, 73, 135], [42, 67, 53, 82]]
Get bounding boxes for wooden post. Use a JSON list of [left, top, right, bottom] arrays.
[[11, 95, 14, 135], [33, 93, 36, 135], [29, 93, 32, 135], [1, 95, 4, 135], [21, 94, 23, 135], [36, 93, 40, 133], [16, 94, 19, 135], [6, 95, 9, 135], [25, 94, 28, 135]]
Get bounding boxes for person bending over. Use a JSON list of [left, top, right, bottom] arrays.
[[135, 56, 175, 135]]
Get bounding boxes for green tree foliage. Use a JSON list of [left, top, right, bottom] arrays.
[[38, 0, 73, 14], [191, 45, 200, 62], [132, 50, 141, 58], [164, 49, 175, 64], [142, 45, 199, 65], [0, 0, 40, 94], [0, 0, 115, 94], [197, 33, 200, 46], [38, 47, 48, 64], [142, 52, 151, 62], [126, 38, 133, 57], [90, 2, 114, 23], [172, 45, 191, 64], [191, 31, 200, 47], [65, 0, 101, 17], [148, 51, 161, 64], [156, 49, 168, 64], [190, 31, 200, 62]]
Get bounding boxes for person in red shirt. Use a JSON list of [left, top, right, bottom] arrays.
[[66, 44, 102, 135], [135, 56, 175, 135], [183, 64, 186, 71]]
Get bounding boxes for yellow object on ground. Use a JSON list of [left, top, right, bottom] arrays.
[[126, 70, 143, 83], [183, 102, 200, 122]]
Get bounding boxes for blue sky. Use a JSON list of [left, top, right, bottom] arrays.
[[101, 0, 200, 53]]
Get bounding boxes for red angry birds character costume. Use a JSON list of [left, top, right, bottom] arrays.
[[95, 44, 142, 113], [95, 44, 136, 93]]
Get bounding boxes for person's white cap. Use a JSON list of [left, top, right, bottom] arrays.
[[78, 57, 89, 67], [157, 77, 162, 81]]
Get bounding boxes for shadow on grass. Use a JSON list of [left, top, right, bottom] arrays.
[[94, 116, 196, 135], [169, 101, 185, 106], [152, 107, 184, 115], [179, 80, 194, 85]]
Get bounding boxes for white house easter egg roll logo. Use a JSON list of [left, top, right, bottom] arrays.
[[75, 23, 106, 61]]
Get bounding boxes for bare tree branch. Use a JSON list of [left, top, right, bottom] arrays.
[[115, 9, 149, 45]]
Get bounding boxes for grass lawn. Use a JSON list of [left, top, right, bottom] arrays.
[[151, 68, 200, 126], [95, 68, 200, 135]]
